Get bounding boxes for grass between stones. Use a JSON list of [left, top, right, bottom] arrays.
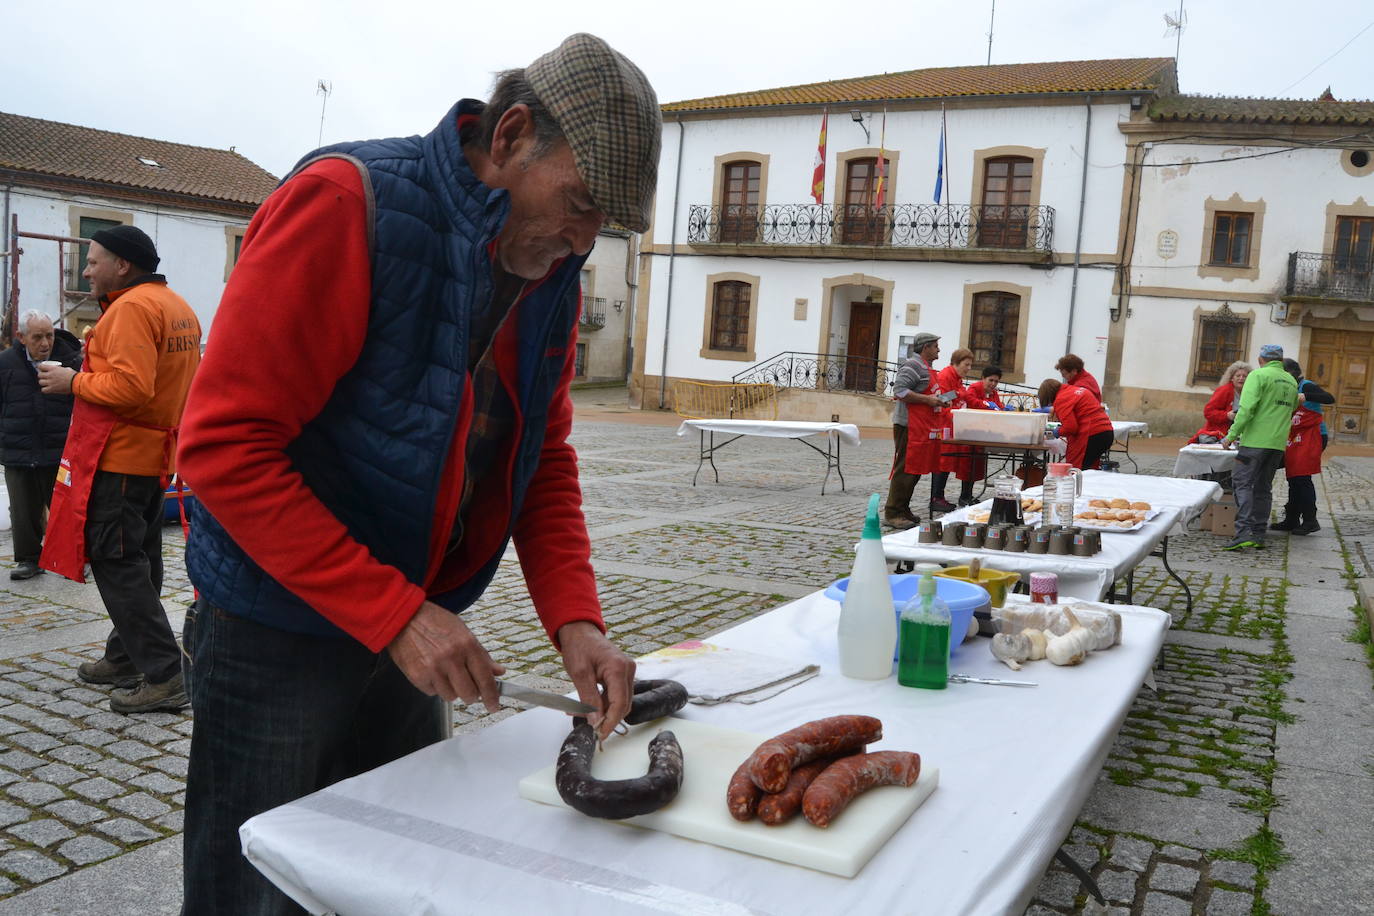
[[1209, 826, 1289, 916]]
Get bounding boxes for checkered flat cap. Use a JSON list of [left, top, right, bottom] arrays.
[[527, 33, 661, 233]]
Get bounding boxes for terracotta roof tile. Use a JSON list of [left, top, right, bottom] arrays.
[[0, 111, 278, 208], [663, 58, 1176, 112], [1149, 94, 1374, 126]]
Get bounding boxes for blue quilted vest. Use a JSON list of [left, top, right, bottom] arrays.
[[186, 100, 584, 640]]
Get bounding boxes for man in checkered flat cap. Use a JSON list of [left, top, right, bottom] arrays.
[[177, 34, 660, 911]]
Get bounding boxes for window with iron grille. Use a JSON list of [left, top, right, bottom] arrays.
[[1209, 211, 1253, 267], [1192, 309, 1248, 384], [969, 291, 1020, 371], [710, 281, 751, 351], [575, 342, 587, 378], [720, 160, 761, 243]]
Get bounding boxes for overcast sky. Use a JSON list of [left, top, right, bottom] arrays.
[[8, 0, 1373, 179]]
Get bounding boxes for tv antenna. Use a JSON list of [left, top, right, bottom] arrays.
[[986, 0, 996, 66], [1163, 2, 1186, 67], [316, 79, 333, 148]]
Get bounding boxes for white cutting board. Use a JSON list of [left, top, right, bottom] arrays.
[[518, 717, 938, 878]]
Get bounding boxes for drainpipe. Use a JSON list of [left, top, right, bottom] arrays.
[[1, 185, 11, 330], [623, 231, 637, 382], [658, 114, 685, 408], [1066, 94, 1092, 354]]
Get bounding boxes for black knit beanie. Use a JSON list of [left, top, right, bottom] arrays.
[[89, 225, 160, 272]]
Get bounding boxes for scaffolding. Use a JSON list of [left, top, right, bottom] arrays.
[[4, 213, 98, 343]]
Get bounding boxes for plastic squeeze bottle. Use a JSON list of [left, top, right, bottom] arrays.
[[898, 565, 951, 689], [837, 494, 897, 679]]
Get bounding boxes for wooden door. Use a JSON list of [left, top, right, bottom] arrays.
[[841, 159, 883, 245], [844, 302, 882, 391], [978, 157, 1033, 248], [1308, 328, 1374, 438]]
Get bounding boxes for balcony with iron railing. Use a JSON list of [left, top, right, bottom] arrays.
[[1285, 251, 1374, 303], [579, 295, 607, 330], [688, 203, 1055, 254]]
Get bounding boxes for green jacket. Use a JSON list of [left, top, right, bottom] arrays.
[[1225, 359, 1298, 450]]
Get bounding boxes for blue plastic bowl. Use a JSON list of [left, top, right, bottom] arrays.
[[824, 573, 990, 656]]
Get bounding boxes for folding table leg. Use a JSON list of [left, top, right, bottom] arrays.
[[1054, 848, 1106, 905], [1154, 536, 1193, 614]]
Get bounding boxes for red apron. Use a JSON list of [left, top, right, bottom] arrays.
[[1285, 406, 1323, 478], [904, 371, 943, 476], [39, 397, 179, 583]]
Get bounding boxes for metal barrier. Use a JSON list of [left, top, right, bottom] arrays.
[[670, 381, 779, 420]]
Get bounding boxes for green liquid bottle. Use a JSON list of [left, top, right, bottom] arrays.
[[898, 570, 950, 689]]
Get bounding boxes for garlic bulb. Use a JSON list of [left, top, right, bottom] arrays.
[[1045, 607, 1095, 666], [965, 616, 979, 642], [991, 632, 1031, 670], [1022, 628, 1047, 661]]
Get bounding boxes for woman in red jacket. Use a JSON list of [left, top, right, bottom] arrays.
[[931, 348, 975, 511], [1188, 361, 1250, 443], [1055, 353, 1101, 402], [1039, 378, 1114, 470]]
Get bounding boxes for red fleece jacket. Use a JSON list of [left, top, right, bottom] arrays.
[[177, 158, 604, 652]]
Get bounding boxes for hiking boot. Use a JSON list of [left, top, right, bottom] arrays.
[[929, 498, 957, 514], [9, 562, 40, 581], [1269, 516, 1297, 532], [884, 515, 918, 531], [1222, 535, 1260, 551], [110, 672, 188, 714], [1293, 518, 1321, 535], [77, 658, 142, 688]]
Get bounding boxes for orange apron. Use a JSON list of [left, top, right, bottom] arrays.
[[40, 395, 179, 584]]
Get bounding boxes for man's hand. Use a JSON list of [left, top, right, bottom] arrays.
[[37, 365, 76, 395], [387, 601, 506, 710], [557, 621, 635, 741], [1221, 438, 1235, 450]]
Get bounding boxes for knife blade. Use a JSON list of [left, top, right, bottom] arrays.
[[496, 679, 598, 715], [948, 673, 1038, 688]]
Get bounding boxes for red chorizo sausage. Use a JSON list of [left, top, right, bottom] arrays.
[[746, 715, 882, 794], [801, 751, 921, 828], [755, 749, 862, 826], [726, 760, 763, 822]]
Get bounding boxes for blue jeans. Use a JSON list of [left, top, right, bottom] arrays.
[[181, 600, 446, 915]]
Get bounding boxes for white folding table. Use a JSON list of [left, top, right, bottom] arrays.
[[675, 419, 861, 494], [241, 590, 1170, 916]]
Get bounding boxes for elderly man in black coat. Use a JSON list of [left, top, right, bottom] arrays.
[[0, 311, 82, 579]]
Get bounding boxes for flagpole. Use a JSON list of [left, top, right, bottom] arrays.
[[943, 104, 952, 247]]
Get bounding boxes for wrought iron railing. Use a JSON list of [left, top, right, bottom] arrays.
[[733, 352, 903, 397], [579, 295, 607, 329], [688, 202, 1055, 252], [732, 351, 1045, 405], [1286, 251, 1374, 302]]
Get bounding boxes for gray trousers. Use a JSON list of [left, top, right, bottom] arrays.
[[1232, 446, 1285, 541]]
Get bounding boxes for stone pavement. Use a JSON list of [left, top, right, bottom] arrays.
[[0, 396, 1368, 914]]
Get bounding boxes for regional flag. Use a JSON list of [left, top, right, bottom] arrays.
[[933, 106, 947, 204], [811, 110, 828, 203]]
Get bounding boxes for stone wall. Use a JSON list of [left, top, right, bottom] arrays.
[[1115, 386, 1209, 437]]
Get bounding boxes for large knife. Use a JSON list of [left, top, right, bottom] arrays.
[[496, 679, 598, 715]]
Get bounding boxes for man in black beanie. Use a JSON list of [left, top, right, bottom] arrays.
[[37, 224, 201, 714]]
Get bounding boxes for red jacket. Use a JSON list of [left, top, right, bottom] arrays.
[[177, 158, 601, 651], [962, 380, 1004, 410], [1054, 384, 1112, 468], [1190, 383, 1237, 443], [1065, 370, 1101, 402]]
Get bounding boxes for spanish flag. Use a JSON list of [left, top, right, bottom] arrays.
[[873, 108, 888, 208], [811, 109, 827, 204]]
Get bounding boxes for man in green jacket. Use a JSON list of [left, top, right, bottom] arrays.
[[1221, 344, 1298, 550]]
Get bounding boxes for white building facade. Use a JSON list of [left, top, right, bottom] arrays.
[[1, 112, 277, 340], [632, 59, 1179, 423], [1113, 96, 1374, 438]]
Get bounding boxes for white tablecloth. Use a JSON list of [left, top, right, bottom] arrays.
[[241, 592, 1170, 916], [676, 419, 862, 447], [1174, 444, 1239, 477], [1111, 420, 1149, 442], [883, 472, 1222, 598]]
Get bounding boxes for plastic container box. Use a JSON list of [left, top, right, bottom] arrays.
[[825, 574, 989, 655], [950, 408, 1047, 445]]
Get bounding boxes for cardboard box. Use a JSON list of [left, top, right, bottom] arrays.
[[1200, 496, 1237, 536], [950, 409, 1047, 445]]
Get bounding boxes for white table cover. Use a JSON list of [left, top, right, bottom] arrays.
[[676, 419, 862, 447], [241, 592, 1169, 916], [1174, 444, 1239, 478], [1111, 420, 1149, 441]]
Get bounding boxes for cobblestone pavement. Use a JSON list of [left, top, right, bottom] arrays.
[[0, 406, 1369, 914]]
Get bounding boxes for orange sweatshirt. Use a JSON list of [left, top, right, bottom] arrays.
[[73, 277, 202, 476]]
